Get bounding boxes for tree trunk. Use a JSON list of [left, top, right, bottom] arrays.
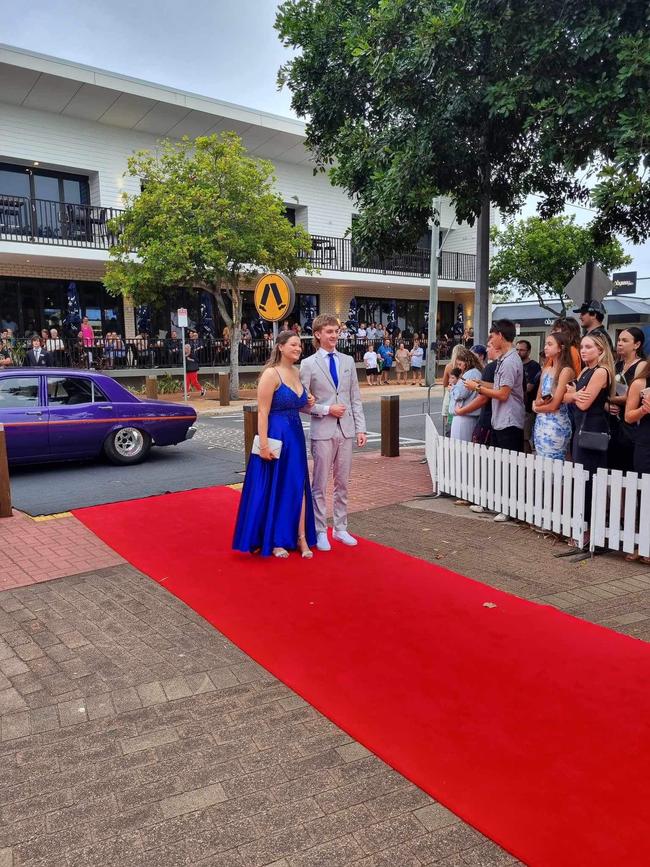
[[229, 285, 242, 400]]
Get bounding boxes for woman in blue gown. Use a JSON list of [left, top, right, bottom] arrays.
[[232, 331, 317, 558]]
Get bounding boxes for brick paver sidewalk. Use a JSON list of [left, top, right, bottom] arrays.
[[2, 447, 648, 865], [0, 566, 510, 867]]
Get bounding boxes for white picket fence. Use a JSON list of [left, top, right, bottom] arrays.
[[590, 468, 650, 556], [425, 416, 590, 546], [425, 415, 650, 554]]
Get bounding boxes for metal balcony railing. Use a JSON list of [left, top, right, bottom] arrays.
[[0, 192, 476, 281], [0, 194, 121, 249]]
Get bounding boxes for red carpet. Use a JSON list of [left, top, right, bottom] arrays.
[[74, 487, 650, 866]]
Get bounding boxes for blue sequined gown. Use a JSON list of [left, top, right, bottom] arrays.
[[232, 382, 317, 556]]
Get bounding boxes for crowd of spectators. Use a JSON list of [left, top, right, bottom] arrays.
[[443, 302, 650, 557]]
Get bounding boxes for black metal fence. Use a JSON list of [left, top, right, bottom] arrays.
[[5, 335, 442, 371], [0, 194, 121, 249], [1, 191, 476, 280], [306, 235, 476, 281]]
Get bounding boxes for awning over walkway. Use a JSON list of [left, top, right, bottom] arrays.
[[492, 297, 650, 327]]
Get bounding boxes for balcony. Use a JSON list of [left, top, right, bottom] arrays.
[[0, 194, 120, 250], [307, 235, 476, 281], [0, 193, 476, 281]]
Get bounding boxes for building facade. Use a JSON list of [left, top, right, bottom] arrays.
[[0, 44, 479, 345]]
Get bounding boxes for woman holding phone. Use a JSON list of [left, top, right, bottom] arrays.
[[532, 332, 574, 459]]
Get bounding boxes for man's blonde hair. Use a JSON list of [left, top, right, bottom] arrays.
[[311, 314, 340, 349]]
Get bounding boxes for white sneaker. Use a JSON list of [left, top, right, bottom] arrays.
[[332, 530, 358, 546], [493, 513, 509, 523], [469, 505, 486, 513], [316, 532, 331, 552]]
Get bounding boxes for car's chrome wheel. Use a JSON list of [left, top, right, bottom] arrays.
[[114, 427, 144, 458]]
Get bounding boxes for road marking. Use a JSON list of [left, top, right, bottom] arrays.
[[32, 513, 73, 522]]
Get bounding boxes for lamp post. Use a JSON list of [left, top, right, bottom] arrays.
[[425, 196, 442, 387]]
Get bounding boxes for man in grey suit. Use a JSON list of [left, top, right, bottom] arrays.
[[300, 314, 367, 551]]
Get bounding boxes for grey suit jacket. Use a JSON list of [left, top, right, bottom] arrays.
[[300, 351, 366, 440]]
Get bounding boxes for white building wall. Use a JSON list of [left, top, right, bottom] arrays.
[[0, 99, 477, 253]]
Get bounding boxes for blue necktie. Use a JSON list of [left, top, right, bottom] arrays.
[[328, 352, 339, 389]]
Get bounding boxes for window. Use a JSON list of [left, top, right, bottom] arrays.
[[47, 376, 108, 406], [283, 207, 296, 226], [0, 376, 39, 408]]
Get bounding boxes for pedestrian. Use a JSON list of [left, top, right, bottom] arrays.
[[184, 344, 206, 397], [517, 339, 542, 453], [564, 332, 616, 543], [532, 332, 574, 460], [464, 319, 525, 522], [24, 335, 50, 367], [363, 344, 379, 386], [449, 347, 482, 442], [300, 314, 367, 551], [576, 300, 614, 352], [608, 327, 646, 472], [377, 338, 394, 384], [410, 338, 424, 384], [395, 341, 411, 385], [551, 317, 582, 377]]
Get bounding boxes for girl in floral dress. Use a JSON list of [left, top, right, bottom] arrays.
[[532, 332, 574, 459]]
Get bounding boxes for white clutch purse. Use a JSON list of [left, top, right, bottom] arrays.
[[251, 435, 283, 458]]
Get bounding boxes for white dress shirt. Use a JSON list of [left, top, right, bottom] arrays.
[[314, 347, 341, 415]]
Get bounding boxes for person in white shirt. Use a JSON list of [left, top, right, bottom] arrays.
[[356, 323, 367, 339], [410, 339, 424, 385], [45, 328, 65, 353], [366, 325, 376, 340], [363, 347, 379, 385]]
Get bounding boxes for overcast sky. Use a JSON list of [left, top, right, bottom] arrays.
[[3, 0, 648, 285]]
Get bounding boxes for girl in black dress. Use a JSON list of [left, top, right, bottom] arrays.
[[564, 332, 616, 544], [624, 361, 650, 562], [608, 327, 646, 471]]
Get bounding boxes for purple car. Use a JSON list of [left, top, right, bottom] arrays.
[[0, 368, 197, 466]]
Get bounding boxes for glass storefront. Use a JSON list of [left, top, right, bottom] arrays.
[[148, 288, 319, 336], [355, 296, 429, 334], [0, 277, 122, 336]]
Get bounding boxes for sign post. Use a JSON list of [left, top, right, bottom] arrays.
[[177, 307, 188, 403], [253, 272, 296, 341]]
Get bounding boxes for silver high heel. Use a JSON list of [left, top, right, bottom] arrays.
[[272, 548, 289, 558], [298, 535, 313, 559]]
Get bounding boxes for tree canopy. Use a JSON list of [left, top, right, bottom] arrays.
[[489, 216, 631, 315], [276, 0, 650, 254], [105, 133, 311, 395]]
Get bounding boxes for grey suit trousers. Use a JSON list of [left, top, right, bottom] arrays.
[[311, 426, 353, 534]]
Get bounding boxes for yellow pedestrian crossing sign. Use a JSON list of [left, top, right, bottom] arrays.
[[254, 272, 295, 322]]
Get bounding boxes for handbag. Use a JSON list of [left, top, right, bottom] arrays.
[[576, 428, 610, 452], [251, 436, 283, 458], [575, 366, 610, 452]]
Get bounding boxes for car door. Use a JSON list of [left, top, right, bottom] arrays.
[[0, 374, 49, 462], [46, 374, 114, 458]]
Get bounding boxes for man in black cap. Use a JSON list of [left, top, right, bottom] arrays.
[[576, 299, 614, 351]]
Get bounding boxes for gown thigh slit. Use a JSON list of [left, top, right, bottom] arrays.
[[232, 382, 317, 556]]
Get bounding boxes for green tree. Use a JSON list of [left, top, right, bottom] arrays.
[[105, 133, 311, 397], [489, 216, 631, 315], [276, 0, 650, 338]]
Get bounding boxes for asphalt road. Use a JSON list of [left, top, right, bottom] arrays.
[[9, 394, 443, 516]]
